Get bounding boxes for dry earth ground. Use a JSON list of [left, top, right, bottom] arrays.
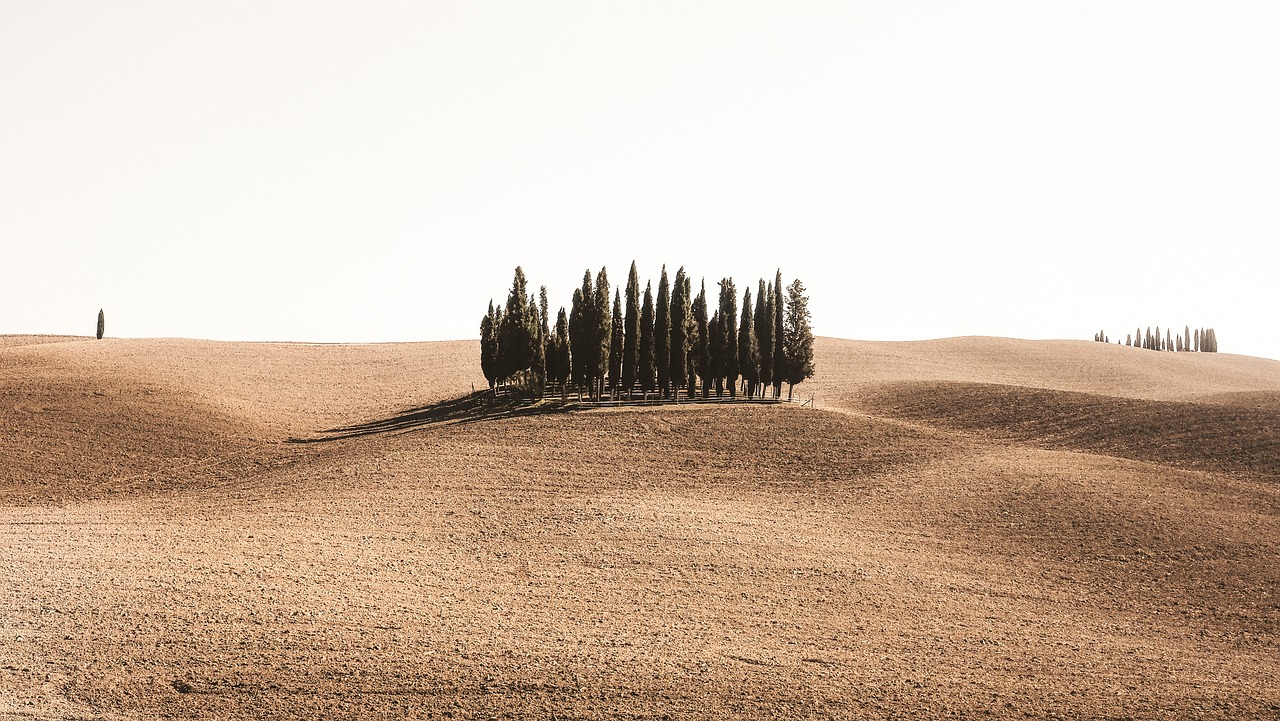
[[2, 336, 1279, 719]]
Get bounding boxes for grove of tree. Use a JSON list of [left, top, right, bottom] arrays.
[[480, 264, 816, 402]]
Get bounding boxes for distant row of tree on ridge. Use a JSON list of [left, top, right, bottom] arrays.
[[1093, 325, 1219, 353], [480, 264, 815, 401]]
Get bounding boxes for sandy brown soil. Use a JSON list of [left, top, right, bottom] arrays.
[[2, 335, 1279, 719]]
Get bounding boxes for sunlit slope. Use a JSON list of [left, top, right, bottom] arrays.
[[807, 336, 1280, 410]]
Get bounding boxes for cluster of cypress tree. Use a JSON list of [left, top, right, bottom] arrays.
[[480, 263, 816, 401], [1107, 325, 1219, 353]]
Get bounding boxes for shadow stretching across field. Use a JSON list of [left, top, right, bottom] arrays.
[[287, 392, 572, 443], [289, 392, 794, 444]]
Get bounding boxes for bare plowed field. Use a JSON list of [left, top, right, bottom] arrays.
[[3, 336, 1279, 719]]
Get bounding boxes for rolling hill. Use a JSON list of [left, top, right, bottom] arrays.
[[2, 335, 1278, 719]]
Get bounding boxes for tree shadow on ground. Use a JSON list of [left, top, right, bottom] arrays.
[[286, 392, 574, 443]]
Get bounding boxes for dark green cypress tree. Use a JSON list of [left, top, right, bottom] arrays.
[[719, 278, 738, 398], [545, 314, 560, 397], [480, 300, 499, 391], [782, 278, 815, 400], [555, 307, 571, 399], [497, 267, 536, 386], [772, 270, 785, 397], [594, 267, 611, 400], [669, 267, 689, 398], [622, 261, 641, 397], [570, 275, 591, 398], [639, 281, 656, 395], [1194, 328, 1201, 352], [1184, 325, 1190, 353], [537, 286, 550, 393], [96, 309, 105, 340], [756, 280, 772, 399], [739, 287, 758, 398], [527, 293, 543, 393], [709, 310, 723, 397], [693, 280, 710, 398], [683, 275, 695, 397], [655, 266, 671, 398], [610, 289, 623, 397]]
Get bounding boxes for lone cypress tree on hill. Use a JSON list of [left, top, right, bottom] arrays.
[[96, 309, 105, 340]]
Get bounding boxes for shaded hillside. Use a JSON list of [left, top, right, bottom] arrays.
[[865, 381, 1280, 478]]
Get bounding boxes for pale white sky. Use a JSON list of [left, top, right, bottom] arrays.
[[3, 2, 1277, 359]]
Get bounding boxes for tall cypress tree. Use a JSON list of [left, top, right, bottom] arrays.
[[639, 281, 656, 395], [555, 307, 571, 399], [756, 280, 772, 399], [536, 286, 550, 394], [1184, 325, 1191, 353], [498, 267, 536, 385], [1194, 328, 1200, 352], [655, 266, 671, 398], [669, 267, 689, 398], [480, 299, 499, 391], [610, 289, 623, 397], [527, 293, 544, 394], [622, 261, 641, 397], [709, 310, 723, 396], [693, 280, 711, 398], [594, 267, 611, 400], [570, 273, 592, 398], [739, 287, 758, 398], [718, 278, 738, 398], [782, 278, 816, 400], [545, 311, 560, 397], [772, 270, 785, 398], [96, 309, 105, 340]]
